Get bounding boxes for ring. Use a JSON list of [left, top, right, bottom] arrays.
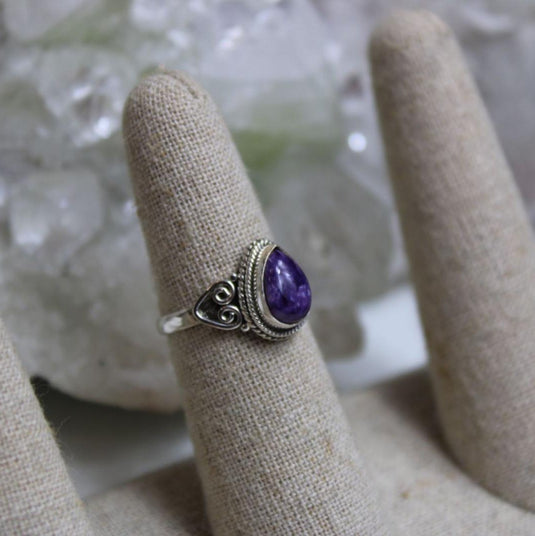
[[158, 239, 312, 341]]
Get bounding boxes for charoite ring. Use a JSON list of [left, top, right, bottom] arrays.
[[157, 239, 311, 341]]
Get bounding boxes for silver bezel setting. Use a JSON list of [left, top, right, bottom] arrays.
[[157, 238, 309, 341], [237, 238, 306, 341]]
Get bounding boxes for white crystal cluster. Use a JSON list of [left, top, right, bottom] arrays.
[[0, 0, 532, 410]]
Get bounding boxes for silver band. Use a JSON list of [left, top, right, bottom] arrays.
[[158, 276, 243, 334], [157, 239, 309, 341]]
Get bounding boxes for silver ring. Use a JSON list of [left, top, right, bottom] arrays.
[[158, 238, 312, 341]]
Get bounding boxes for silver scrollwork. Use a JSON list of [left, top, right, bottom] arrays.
[[157, 239, 308, 340], [212, 280, 235, 305], [217, 304, 242, 328], [193, 279, 243, 330]]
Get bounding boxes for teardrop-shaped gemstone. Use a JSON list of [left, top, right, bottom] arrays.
[[263, 247, 311, 325]]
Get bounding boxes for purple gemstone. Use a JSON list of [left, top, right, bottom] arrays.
[[263, 247, 311, 325]]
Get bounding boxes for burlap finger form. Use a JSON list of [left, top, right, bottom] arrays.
[[371, 10, 535, 511], [123, 71, 388, 536], [87, 371, 535, 536], [0, 320, 93, 535]]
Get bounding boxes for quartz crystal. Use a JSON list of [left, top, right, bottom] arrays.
[[9, 169, 104, 273], [35, 47, 137, 147], [0, 175, 8, 222], [3, 0, 98, 41], [0, 0, 533, 410]]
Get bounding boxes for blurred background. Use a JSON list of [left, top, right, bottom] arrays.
[[0, 0, 533, 497]]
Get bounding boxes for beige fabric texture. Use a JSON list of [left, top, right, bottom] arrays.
[[5, 9, 535, 536], [122, 71, 387, 536], [0, 320, 93, 536], [88, 461, 210, 535], [370, 10, 535, 511], [86, 371, 535, 536]]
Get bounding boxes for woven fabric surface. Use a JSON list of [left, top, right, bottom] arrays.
[[349, 372, 535, 535], [86, 371, 535, 535], [88, 461, 210, 535], [7, 9, 535, 535], [0, 320, 93, 536], [122, 71, 387, 535], [371, 10, 535, 511]]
